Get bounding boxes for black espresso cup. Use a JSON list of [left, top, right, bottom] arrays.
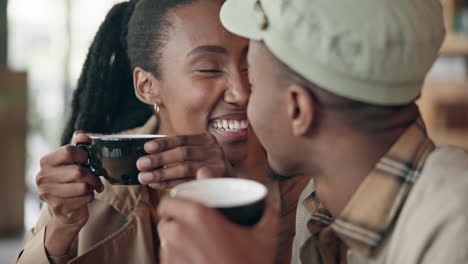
[[77, 135, 166, 185], [170, 178, 267, 226]]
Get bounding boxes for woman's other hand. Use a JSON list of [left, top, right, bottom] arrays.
[[37, 131, 104, 256], [137, 133, 233, 188]]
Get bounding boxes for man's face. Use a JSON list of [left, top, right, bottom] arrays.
[[246, 41, 299, 177]]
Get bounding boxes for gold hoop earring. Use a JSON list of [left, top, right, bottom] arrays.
[[154, 104, 160, 114]]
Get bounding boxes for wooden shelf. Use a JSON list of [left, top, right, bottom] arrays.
[[440, 33, 468, 55], [419, 80, 468, 149], [439, 0, 468, 55]]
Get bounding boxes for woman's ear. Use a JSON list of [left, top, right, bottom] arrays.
[[134, 67, 162, 105], [287, 84, 316, 137]]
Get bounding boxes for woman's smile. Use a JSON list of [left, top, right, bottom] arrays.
[[208, 113, 250, 143]]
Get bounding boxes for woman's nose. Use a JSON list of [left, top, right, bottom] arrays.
[[224, 72, 250, 108]]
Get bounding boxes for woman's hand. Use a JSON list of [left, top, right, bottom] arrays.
[[137, 133, 233, 188], [37, 131, 104, 256]]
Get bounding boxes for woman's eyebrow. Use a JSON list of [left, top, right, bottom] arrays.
[[186, 45, 228, 58]]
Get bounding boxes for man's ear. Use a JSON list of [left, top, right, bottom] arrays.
[[286, 84, 316, 136], [134, 67, 162, 105]]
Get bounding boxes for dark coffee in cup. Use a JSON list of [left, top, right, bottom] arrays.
[[170, 178, 267, 226], [77, 135, 166, 185]]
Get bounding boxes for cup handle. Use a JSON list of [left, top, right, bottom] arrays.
[[76, 142, 102, 178]]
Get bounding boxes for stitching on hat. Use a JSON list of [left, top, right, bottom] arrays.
[[254, 0, 268, 30]]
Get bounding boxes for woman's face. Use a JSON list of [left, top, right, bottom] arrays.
[[153, 0, 251, 164]]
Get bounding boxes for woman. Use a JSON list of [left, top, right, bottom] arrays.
[[17, 0, 309, 263]]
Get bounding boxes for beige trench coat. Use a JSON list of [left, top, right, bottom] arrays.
[[16, 116, 309, 264], [18, 181, 161, 264]]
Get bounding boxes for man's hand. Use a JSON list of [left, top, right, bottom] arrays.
[[157, 197, 279, 264]]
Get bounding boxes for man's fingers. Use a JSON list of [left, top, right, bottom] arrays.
[[158, 219, 192, 264], [159, 220, 191, 264], [144, 134, 216, 154], [148, 178, 195, 189], [254, 202, 280, 234], [158, 218, 181, 247], [158, 197, 213, 224], [158, 200, 279, 232], [196, 167, 218, 180]]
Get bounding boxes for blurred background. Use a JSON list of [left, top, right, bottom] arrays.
[[0, 0, 467, 263], [0, 0, 125, 262]]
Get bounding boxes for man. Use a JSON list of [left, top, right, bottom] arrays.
[[157, 0, 468, 263]]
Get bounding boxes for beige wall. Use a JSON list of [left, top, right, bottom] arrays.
[[419, 79, 468, 150], [0, 0, 7, 65], [0, 67, 27, 236]]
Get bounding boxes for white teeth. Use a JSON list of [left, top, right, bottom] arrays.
[[211, 119, 249, 131], [234, 120, 240, 130]]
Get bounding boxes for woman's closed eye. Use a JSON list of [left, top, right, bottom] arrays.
[[195, 68, 223, 79], [197, 69, 222, 73], [189, 57, 223, 77]]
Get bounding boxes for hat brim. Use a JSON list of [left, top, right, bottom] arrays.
[[220, 0, 263, 41]]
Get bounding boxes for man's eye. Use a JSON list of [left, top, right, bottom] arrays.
[[197, 69, 222, 73]]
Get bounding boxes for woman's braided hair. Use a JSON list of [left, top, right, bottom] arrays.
[[61, 0, 194, 145]]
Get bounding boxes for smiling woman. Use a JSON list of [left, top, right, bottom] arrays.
[[14, 0, 309, 263], [131, 0, 251, 163]]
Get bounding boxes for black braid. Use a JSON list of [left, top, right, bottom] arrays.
[[62, 0, 154, 145], [62, 0, 196, 145], [127, 0, 195, 76]]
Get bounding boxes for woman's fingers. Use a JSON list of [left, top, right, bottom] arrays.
[[40, 145, 89, 167], [196, 167, 218, 180], [144, 134, 217, 154], [70, 131, 91, 145], [139, 160, 228, 184], [137, 133, 229, 186], [40, 131, 91, 167], [36, 165, 103, 192], [36, 131, 97, 232], [139, 161, 205, 184], [137, 145, 222, 171], [39, 182, 96, 199]]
